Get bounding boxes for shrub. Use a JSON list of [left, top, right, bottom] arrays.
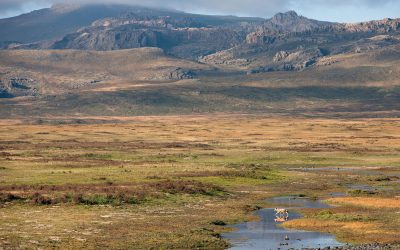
[[77, 194, 114, 205], [31, 193, 53, 205], [211, 220, 227, 226], [317, 210, 334, 220], [0, 193, 23, 203], [150, 180, 225, 196]]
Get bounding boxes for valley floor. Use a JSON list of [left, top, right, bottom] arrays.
[[0, 115, 399, 249]]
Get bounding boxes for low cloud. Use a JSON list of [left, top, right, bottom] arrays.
[[0, 0, 399, 22]]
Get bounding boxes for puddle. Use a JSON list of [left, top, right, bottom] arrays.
[[223, 196, 344, 250], [289, 167, 356, 172], [329, 192, 347, 197], [346, 184, 376, 191]]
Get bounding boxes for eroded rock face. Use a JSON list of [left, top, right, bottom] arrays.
[[204, 13, 400, 72], [273, 51, 289, 62], [146, 68, 196, 81], [168, 68, 195, 80], [50, 14, 247, 59], [53, 28, 164, 50], [246, 32, 275, 44], [268, 11, 330, 33], [246, 12, 400, 46], [199, 48, 251, 67], [0, 75, 39, 98], [339, 18, 400, 33], [52, 26, 246, 60], [0, 85, 13, 98], [4, 6, 400, 74], [246, 11, 333, 45]]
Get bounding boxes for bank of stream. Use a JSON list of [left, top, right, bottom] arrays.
[[223, 196, 345, 250]]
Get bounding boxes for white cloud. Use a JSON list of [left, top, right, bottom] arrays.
[[0, 0, 399, 21]]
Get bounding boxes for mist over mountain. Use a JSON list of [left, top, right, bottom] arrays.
[[2, 0, 400, 22]]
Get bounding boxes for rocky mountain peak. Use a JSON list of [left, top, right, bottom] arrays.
[[271, 10, 299, 23], [245, 10, 331, 44]]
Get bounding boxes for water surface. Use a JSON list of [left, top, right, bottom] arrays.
[[224, 196, 344, 250]]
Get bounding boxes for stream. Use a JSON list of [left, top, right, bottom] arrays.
[[223, 196, 345, 250]]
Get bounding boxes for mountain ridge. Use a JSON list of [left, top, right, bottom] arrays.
[[1, 4, 400, 119], [3, 6, 399, 73]]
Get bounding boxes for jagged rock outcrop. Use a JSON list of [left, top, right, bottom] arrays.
[[49, 13, 247, 59], [199, 47, 251, 67], [246, 11, 400, 46], [0, 75, 39, 98], [267, 11, 331, 33], [53, 28, 164, 50], [246, 11, 333, 45], [2, 5, 400, 73], [273, 51, 290, 62], [203, 12, 400, 72], [339, 18, 400, 33], [246, 47, 324, 73], [170, 68, 195, 80], [145, 67, 196, 81]]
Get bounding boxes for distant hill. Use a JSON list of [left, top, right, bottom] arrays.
[[0, 4, 261, 46], [0, 4, 400, 118], [0, 48, 215, 97], [0, 45, 399, 118], [2, 5, 399, 73]]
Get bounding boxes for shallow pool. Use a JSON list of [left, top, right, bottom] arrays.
[[223, 196, 345, 250]]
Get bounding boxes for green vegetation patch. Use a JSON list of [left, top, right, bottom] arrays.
[[316, 210, 375, 222]]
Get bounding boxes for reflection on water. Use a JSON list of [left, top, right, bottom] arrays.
[[223, 196, 344, 250], [274, 213, 288, 223]]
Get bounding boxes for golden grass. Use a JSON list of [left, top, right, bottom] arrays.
[[0, 115, 400, 248], [284, 219, 400, 244], [328, 197, 400, 209]]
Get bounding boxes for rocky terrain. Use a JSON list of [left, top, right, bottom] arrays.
[[202, 12, 400, 72], [0, 6, 400, 249], [2, 4, 399, 73], [0, 4, 400, 118], [0, 48, 213, 98], [306, 243, 396, 250], [0, 76, 39, 98]]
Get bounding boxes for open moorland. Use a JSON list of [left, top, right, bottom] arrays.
[[0, 116, 399, 249], [1, 4, 400, 249]]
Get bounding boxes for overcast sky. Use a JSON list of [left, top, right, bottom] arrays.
[[0, 0, 399, 22]]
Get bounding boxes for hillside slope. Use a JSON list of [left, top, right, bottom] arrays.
[[1, 6, 400, 119], [0, 48, 214, 97], [0, 4, 262, 47], [0, 46, 399, 119], [2, 5, 400, 73]]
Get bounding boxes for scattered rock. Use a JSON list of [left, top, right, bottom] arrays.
[[304, 243, 395, 250], [48, 236, 61, 242], [168, 68, 195, 80], [273, 51, 290, 62]]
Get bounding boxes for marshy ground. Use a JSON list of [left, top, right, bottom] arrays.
[[0, 115, 399, 249]]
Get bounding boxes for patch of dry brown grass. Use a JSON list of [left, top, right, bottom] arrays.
[[328, 197, 400, 209], [284, 218, 399, 244]]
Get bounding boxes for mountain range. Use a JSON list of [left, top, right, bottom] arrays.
[[0, 4, 399, 119], [2, 4, 400, 72]]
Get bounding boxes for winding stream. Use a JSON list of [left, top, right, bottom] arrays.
[[223, 196, 344, 250]]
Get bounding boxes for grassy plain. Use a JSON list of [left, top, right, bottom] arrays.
[[0, 115, 399, 249]]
